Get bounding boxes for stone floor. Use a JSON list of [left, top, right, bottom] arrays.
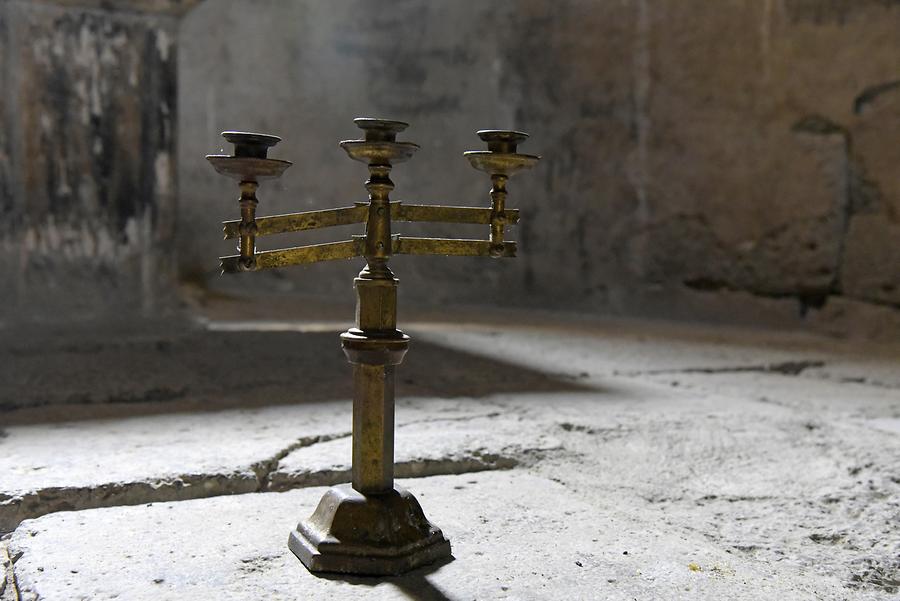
[[1, 305, 898, 600]]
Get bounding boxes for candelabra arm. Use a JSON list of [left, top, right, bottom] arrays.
[[393, 236, 516, 258], [220, 239, 363, 273], [392, 203, 519, 226], [223, 205, 368, 240]]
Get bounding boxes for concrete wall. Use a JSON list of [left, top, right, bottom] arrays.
[[0, 0, 884, 332], [177, 0, 900, 334], [0, 0, 198, 324], [2, 0, 897, 332], [23, 0, 849, 334]]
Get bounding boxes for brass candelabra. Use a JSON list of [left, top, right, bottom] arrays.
[[207, 118, 539, 576]]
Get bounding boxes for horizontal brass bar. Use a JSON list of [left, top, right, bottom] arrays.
[[392, 237, 517, 258], [221, 239, 364, 273], [393, 204, 519, 225], [223, 205, 368, 240], [223, 203, 520, 240]]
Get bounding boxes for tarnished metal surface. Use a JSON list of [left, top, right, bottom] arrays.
[[208, 118, 538, 575], [223, 205, 368, 240], [223, 204, 518, 240], [220, 240, 362, 273], [393, 203, 519, 225], [288, 484, 450, 576], [394, 237, 517, 258], [206, 132, 292, 182], [206, 156, 293, 181]]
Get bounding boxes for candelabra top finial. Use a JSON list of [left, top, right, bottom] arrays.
[[465, 129, 539, 177], [221, 131, 282, 158], [476, 130, 529, 154], [353, 118, 409, 142], [206, 131, 292, 182], [341, 118, 419, 165]]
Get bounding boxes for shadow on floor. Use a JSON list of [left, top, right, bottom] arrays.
[[317, 556, 459, 601], [0, 325, 598, 425]]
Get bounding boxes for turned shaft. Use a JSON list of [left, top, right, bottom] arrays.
[[343, 149, 408, 495], [489, 174, 508, 256], [238, 180, 258, 270]]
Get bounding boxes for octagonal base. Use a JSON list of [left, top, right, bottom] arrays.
[[288, 484, 451, 576]]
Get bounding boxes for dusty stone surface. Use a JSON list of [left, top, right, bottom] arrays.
[[2, 312, 897, 538], [0, 397, 553, 532], [2, 313, 899, 598], [178, 0, 900, 333], [268, 414, 562, 491], [0, 544, 8, 601], [0, 316, 575, 412], [8, 470, 898, 601]]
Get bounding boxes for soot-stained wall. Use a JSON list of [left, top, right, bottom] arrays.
[[0, 0, 197, 324], [178, 0, 900, 335]]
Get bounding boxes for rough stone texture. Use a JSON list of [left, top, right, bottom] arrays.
[[8, 467, 899, 600], [0, 398, 558, 532], [37, 0, 202, 16], [178, 0, 900, 334], [0, 542, 13, 601], [0, 316, 579, 412], [0, 1, 199, 324], [842, 79, 900, 306], [2, 312, 899, 598], [841, 215, 900, 306], [0, 310, 585, 529], [267, 414, 561, 491]]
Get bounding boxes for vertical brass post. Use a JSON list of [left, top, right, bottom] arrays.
[[207, 131, 290, 274], [489, 173, 508, 257], [339, 119, 414, 496], [238, 180, 258, 270], [351, 359, 396, 492], [348, 152, 405, 493]]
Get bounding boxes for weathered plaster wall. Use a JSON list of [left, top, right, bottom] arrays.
[[0, 0, 196, 324], [177, 0, 900, 332]]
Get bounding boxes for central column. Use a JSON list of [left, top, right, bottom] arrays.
[[344, 158, 408, 493], [289, 118, 449, 576]]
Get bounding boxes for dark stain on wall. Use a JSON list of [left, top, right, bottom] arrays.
[[2, 2, 181, 322]]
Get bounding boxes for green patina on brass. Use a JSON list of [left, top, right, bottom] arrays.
[[206, 117, 539, 576]]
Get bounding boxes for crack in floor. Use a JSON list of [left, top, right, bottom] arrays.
[[250, 432, 351, 491], [266, 451, 522, 492], [0, 541, 19, 601], [396, 411, 502, 428], [615, 360, 826, 377], [0, 412, 537, 534]]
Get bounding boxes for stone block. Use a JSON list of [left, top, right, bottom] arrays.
[[1, 0, 198, 322], [840, 215, 900, 306], [8, 472, 854, 600]]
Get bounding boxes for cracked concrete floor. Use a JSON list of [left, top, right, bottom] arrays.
[[0, 309, 898, 600]]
